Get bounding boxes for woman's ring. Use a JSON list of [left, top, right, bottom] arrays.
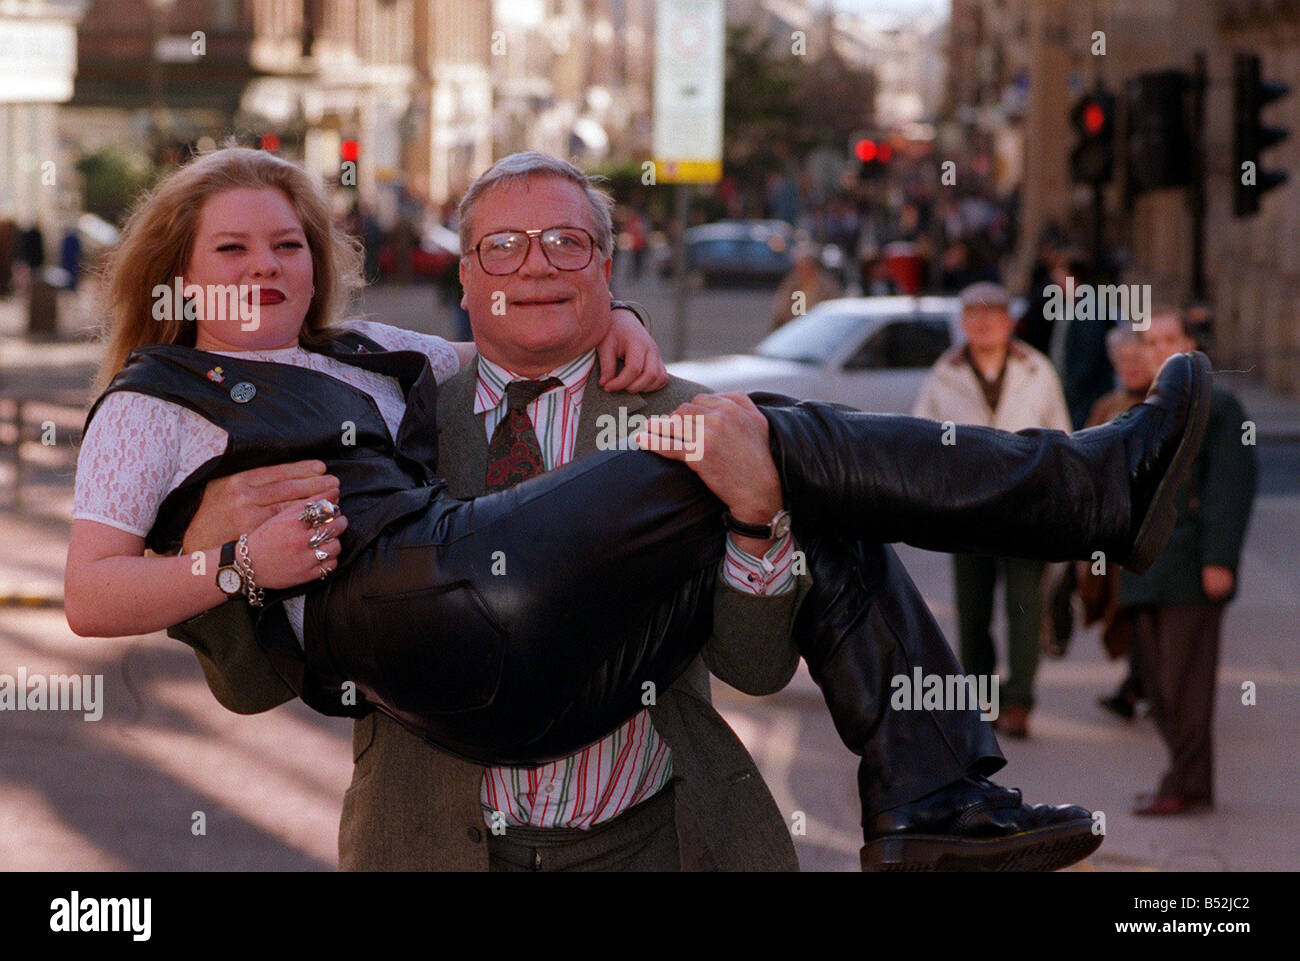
[[318, 564, 330, 579], [308, 527, 335, 548], [300, 499, 340, 527], [313, 548, 329, 562]]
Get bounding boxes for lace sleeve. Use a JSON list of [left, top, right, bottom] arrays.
[[72, 392, 220, 538], [348, 319, 461, 383]]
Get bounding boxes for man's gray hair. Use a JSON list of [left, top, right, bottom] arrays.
[[458, 152, 616, 259]]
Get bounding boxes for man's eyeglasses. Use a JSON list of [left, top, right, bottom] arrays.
[[468, 226, 597, 276]]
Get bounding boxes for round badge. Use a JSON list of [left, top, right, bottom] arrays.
[[230, 382, 257, 404]]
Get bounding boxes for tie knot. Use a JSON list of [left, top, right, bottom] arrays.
[[504, 378, 562, 412]]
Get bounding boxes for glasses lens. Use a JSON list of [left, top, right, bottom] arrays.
[[478, 231, 528, 275], [541, 228, 594, 269]]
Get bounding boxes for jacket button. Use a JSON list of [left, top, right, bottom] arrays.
[[467, 827, 483, 843]]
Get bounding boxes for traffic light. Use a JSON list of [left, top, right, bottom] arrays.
[[340, 138, 360, 188], [1233, 53, 1290, 217], [1070, 91, 1115, 185], [852, 136, 892, 181], [1124, 71, 1191, 196]]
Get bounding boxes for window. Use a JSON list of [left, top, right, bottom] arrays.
[[843, 318, 952, 371]]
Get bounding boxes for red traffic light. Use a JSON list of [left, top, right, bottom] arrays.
[[1083, 101, 1106, 136], [854, 139, 877, 162], [340, 139, 360, 162], [260, 132, 281, 153]]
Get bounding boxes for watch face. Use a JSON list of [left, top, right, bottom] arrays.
[[217, 567, 243, 595]]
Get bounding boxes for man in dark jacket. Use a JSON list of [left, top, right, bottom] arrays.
[[1123, 311, 1257, 816]]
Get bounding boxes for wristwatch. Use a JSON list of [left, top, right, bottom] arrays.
[[216, 540, 246, 597], [610, 299, 651, 330], [723, 508, 792, 541]]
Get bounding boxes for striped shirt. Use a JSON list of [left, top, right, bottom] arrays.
[[475, 349, 795, 829]]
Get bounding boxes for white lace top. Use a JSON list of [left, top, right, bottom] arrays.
[[73, 319, 460, 638]]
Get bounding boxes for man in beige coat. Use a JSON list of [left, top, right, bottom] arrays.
[[912, 282, 1072, 739]]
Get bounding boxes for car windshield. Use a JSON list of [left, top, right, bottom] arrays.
[[755, 308, 867, 365]]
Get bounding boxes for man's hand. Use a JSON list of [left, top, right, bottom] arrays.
[[1202, 564, 1234, 601], [181, 460, 340, 554], [634, 392, 783, 555], [597, 307, 669, 394]]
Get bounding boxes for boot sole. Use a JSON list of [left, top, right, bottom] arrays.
[[861, 821, 1103, 872], [1124, 351, 1213, 575]]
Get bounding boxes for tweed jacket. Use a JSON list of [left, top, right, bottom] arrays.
[[170, 356, 809, 871], [1118, 386, 1257, 608]]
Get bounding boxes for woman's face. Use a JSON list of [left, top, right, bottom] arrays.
[[185, 187, 315, 352]]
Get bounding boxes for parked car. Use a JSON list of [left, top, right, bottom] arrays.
[[671, 296, 981, 414], [657, 219, 794, 286]]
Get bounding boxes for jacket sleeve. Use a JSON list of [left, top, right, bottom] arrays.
[[701, 538, 811, 696], [167, 600, 296, 714], [1198, 391, 1258, 571]]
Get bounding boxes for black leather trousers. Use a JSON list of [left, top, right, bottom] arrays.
[[755, 393, 1134, 564], [307, 445, 727, 765], [302, 395, 1136, 772]]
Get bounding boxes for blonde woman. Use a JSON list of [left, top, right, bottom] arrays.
[[65, 147, 709, 757]]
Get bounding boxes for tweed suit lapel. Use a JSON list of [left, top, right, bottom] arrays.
[[574, 357, 646, 454], [435, 356, 491, 497], [435, 354, 648, 493]]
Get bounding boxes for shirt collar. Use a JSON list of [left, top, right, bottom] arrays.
[[952, 339, 1029, 367], [474, 349, 597, 415]]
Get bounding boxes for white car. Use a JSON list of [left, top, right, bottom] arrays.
[[670, 296, 970, 414]]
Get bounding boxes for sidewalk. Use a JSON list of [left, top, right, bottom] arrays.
[[0, 300, 1295, 870]]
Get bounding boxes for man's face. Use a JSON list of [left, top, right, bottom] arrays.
[[1141, 314, 1196, 376], [961, 303, 1014, 352], [1111, 339, 1152, 394], [459, 176, 612, 375]]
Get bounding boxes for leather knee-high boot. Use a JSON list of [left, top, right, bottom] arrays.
[[755, 351, 1211, 575]]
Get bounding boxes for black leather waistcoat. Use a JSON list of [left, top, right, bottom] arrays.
[[86, 330, 446, 566]]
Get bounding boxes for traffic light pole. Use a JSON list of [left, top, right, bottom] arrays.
[[1090, 182, 1105, 280], [670, 183, 691, 361], [1189, 51, 1207, 301]]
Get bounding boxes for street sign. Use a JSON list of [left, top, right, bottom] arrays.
[[652, 0, 724, 184]]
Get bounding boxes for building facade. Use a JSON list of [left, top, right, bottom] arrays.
[[1, 0, 89, 254], [947, 0, 1300, 396], [65, 0, 492, 222]]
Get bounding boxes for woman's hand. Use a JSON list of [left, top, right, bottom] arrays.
[[243, 504, 349, 589], [182, 460, 340, 554], [598, 306, 668, 393]]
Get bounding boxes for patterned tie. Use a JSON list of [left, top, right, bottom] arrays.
[[485, 378, 564, 491]]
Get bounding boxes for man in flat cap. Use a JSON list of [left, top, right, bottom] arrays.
[[913, 282, 1072, 738]]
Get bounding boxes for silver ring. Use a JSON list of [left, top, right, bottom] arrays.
[[308, 527, 335, 548], [313, 548, 329, 562], [300, 498, 340, 528], [318, 564, 330, 579]]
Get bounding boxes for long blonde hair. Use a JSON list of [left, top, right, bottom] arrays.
[[95, 146, 364, 391]]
